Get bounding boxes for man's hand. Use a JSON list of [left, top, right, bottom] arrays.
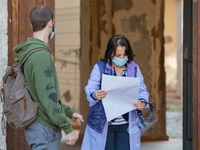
[[71, 113, 84, 126], [66, 130, 77, 145]]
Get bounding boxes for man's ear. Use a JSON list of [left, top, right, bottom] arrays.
[[47, 19, 53, 28], [30, 23, 33, 29]]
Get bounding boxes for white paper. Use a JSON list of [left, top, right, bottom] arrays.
[[101, 74, 140, 121]]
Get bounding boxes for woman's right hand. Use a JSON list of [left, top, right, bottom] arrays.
[[95, 90, 107, 100]]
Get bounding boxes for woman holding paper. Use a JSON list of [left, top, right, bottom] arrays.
[[81, 35, 149, 150]]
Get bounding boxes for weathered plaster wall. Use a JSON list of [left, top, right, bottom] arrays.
[[0, 0, 8, 149], [80, 0, 167, 139], [112, 0, 166, 137]]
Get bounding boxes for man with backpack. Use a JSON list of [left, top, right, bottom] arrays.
[[12, 5, 83, 149]]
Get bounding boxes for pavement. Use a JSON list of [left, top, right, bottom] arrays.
[[141, 139, 182, 150], [60, 91, 183, 150], [60, 138, 182, 150], [166, 91, 182, 139], [166, 111, 182, 138], [60, 129, 182, 150]]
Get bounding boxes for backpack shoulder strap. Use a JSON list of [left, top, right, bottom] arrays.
[[19, 48, 51, 67], [19, 48, 50, 103]]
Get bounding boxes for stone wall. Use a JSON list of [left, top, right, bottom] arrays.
[[0, 0, 8, 149]]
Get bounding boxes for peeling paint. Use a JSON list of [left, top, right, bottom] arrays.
[[63, 90, 71, 102], [151, 0, 156, 5], [98, 0, 113, 59], [157, 0, 166, 135], [112, 23, 116, 35], [97, 0, 107, 49], [113, 0, 133, 12], [121, 13, 152, 94], [151, 26, 156, 50], [121, 14, 148, 34], [111, 0, 166, 137]]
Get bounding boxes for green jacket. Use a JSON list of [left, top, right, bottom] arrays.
[[13, 37, 74, 135]]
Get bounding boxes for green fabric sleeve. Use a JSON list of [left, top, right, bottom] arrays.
[[63, 104, 75, 119], [32, 52, 73, 135]]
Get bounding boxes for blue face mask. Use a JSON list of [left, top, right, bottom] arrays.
[[112, 57, 128, 67], [49, 21, 56, 39]]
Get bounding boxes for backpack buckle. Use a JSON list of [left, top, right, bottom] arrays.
[[1, 112, 6, 135], [0, 86, 5, 102]]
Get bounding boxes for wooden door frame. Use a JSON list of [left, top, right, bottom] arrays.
[[183, 0, 200, 149], [184, 0, 200, 149], [192, 0, 200, 149], [7, 0, 55, 149]]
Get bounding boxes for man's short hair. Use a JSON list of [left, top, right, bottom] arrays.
[[30, 5, 54, 32]]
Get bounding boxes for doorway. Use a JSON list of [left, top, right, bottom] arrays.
[[164, 0, 183, 141]]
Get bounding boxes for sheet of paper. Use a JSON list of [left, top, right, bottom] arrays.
[[101, 74, 140, 121]]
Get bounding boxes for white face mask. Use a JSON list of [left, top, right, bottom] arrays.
[[49, 21, 56, 39]]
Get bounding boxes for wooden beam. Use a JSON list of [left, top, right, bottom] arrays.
[[8, 0, 19, 66], [35, 0, 43, 5], [141, 135, 169, 141], [7, 0, 20, 149]]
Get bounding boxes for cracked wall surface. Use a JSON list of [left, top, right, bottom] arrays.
[[80, 0, 166, 138], [0, 0, 8, 149]]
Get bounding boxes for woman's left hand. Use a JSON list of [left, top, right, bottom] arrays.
[[134, 100, 145, 110]]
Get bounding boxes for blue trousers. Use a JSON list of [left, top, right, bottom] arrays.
[[105, 124, 130, 150], [25, 120, 62, 150]]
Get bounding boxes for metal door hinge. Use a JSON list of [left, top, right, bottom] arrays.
[[186, 136, 193, 141]]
